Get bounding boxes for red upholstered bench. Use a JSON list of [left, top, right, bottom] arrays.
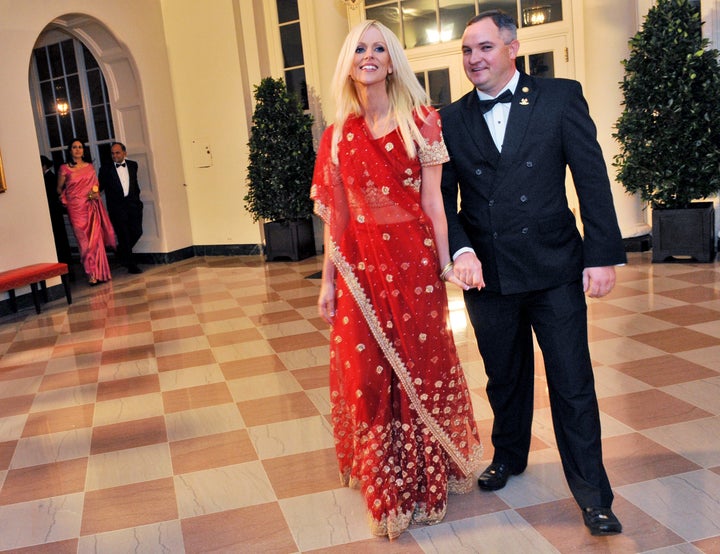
[[0, 263, 72, 314]]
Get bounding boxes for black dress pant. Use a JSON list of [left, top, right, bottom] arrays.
[[464, 279, 613, 508]]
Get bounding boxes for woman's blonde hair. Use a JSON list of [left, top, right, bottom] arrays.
[[330, 20, 429, 163]]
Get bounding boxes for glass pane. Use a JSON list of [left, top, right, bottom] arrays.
[[365, 0, 387, 5], [527, 51, 554, 77], [415, 72, 426, 91], [48, 43, 63, 77], [41, 81, 56, 115], [82, 43, 98, 69], [34, 48, 50, 81], [61, 40, 77, 73], [519, 0, 562, 28], [439, 0, 475, 41], [276, 0, 299, 23], [93, 106, 109, 140], [60, 114, 75, 145], [515, 57, 526, 73], [51, 151, 64, 168], [478, 1, 518, 23], [46, 115, 60, 147], [87, 69, 104, 105], [67, 74, 81, 110], [280, 23, 304, 68], [427, 68, 451, 108], [97, 143, 113, 166], [403, 0, 436, 48], [366, 5, 401, 43], [285, 68, 308, 110], [75, 111, 87, 141]]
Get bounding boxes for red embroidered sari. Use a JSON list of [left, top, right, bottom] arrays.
[[311, 108, 482, 538]]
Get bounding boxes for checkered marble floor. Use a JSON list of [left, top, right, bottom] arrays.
[[0, 252, 719, 553]]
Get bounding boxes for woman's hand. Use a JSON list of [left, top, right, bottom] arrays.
[[318, 281, 336, 325]]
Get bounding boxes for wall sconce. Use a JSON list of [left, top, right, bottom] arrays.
[[343, 0, 361, 9], [522, 5, 551, 26], [56, 98, 69, 116]]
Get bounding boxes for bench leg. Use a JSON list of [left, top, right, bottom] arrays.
[[30, 283, 42, 314], [61, 273, 73, 305], [40, 280, 50, 303], [8, 289, 17, 312]]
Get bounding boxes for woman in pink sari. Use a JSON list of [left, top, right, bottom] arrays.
[[311, 21, 483, 539], [57, 139, 116, 285]]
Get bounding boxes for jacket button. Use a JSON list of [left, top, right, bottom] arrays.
[[493, 232, 498, 239], [489, 199, 495, 207], [521, 227, 529, 234], [520, 195, 527, 202], [475, 169, 482, 175], [526, 161, 533, 167]]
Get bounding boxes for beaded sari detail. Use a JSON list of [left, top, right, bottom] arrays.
[[311, 107, 482, 539]]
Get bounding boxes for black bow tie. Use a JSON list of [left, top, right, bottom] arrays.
[[115, 162, 126, 168], [478, 90, 513, 113]]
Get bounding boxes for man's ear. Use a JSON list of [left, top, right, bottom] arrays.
[[508, 39, 520, 60]]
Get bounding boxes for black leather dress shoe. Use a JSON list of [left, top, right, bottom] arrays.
[[582, 507, 622, 536], [477, 462, 520, 491]]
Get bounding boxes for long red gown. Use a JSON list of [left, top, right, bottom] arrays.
[[59, 163, 115, 282], [311, 107, 482, 539]]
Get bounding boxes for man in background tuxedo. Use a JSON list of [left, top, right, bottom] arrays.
[[41, 155, 73, 268], [440, 10, 626, 536], [99, 142, 144, 274]]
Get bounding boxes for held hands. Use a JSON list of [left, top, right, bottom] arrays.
[[583, 266, 616, 298], [87, 185, 100, 201], [446, 252, 485, 291]]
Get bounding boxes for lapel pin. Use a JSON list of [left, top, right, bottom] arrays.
[[520, 98, 529, 106]]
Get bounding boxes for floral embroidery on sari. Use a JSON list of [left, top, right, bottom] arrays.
[[311, 107, 482, 539]]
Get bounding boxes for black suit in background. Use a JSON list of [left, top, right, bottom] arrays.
[[42, 165, 73, 266], [441, 72, 627, 509], [98, 159, 143, 269]]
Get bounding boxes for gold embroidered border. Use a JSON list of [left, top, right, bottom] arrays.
[[330, 242, 478, 476]]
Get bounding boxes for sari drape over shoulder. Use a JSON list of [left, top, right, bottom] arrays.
[[60, 164, 116, 282], [311, 107, 482, 539]]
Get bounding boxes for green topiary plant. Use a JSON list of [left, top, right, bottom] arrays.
[[244, 77, 315, 222], [613, 0, 720, 209]]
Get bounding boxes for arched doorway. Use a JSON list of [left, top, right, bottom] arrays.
[[29, 13, 160, 262]]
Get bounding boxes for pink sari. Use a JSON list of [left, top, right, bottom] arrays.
[[311, 107, 482, 538], [60, 164, 116, 282]]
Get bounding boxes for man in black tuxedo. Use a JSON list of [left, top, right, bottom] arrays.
[[41, 155, 72, 267], [440, 10, 626, 536], [99, 142, 144, 274]]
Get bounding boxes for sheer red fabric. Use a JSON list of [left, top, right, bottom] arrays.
[[60, 164, 115, 282], [311, 107, 482, 538]]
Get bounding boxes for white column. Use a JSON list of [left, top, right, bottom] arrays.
[[581, 0, 650, 238]]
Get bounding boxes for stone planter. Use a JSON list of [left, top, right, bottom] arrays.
[[651, 201, 716, 262]]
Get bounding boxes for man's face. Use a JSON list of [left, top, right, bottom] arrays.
[[111, 145, 126, 164], [461, 18, 519, 97]]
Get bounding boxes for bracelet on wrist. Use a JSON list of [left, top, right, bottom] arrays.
[[439, 261, 453, 281]]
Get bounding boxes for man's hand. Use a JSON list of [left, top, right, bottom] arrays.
[[583, 266, 616, 298], [452, 251, 485, 290]]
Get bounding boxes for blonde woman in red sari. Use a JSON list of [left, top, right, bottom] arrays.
[[57, 139, 116, 285], [311, 20, 483, 539]]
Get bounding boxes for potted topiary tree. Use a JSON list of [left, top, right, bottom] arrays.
[[613, 0, 720, 262], [244, 77, 316, 261]]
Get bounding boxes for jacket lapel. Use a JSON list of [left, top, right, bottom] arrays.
[[495, 73, 537, 184], [460, 91, 501, 167]]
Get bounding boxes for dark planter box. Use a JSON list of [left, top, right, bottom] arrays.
[[652, 201, 716, 263], [264, 218, 316, 261]]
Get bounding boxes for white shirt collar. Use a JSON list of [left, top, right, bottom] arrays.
[[476, 70, 521, 101]]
